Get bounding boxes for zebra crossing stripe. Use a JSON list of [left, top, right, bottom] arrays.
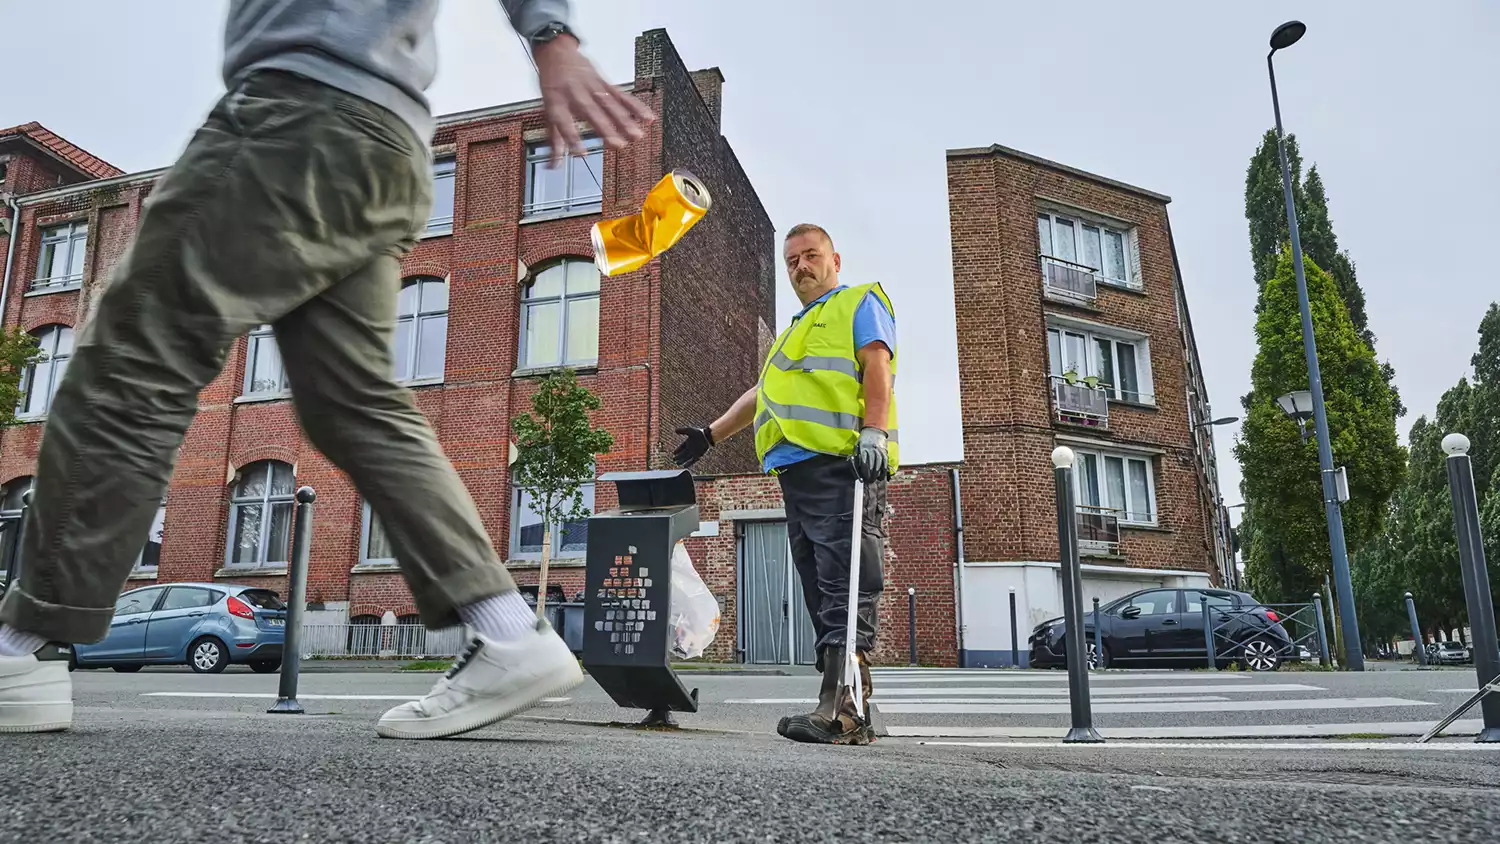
[[725, 696, 1233, 706], [873, 697, 1433, 715], [871, 674, 1254, 685], [871, 683, 1323, 697]]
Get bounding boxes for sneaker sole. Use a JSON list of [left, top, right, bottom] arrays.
[[375, 666, 584, 741], [0, 701, 73, 733]]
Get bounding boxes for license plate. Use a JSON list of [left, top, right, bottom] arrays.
[[268, 618, 285, 627]]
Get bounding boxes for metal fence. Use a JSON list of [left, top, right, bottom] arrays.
[[298, 624, 469, 659], [1205, 600, 1323, 670]]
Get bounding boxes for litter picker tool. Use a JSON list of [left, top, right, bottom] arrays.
[[1419, 675, 1500, 743], [841, 476, 867, 724]]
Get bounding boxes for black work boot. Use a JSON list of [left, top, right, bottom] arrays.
[[777, 647, 870, 746]]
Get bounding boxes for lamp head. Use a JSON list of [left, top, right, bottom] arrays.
[[1270, 20, 1306, 51]]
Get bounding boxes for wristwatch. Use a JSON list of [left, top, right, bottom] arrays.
[[529, 21, 575, 47]]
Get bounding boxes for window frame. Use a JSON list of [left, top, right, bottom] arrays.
[[1036, 210, 1137, 290], [18, 324, 74, 419], [509, 480, 595, 561], [359, 501, 397, 566], [424, 158, 456, 237], [522, 137, 604, 218], [1070, 447, 1158, 526], [33, 220, 89, 292], [225, 461, 296, 568], [394, 276, 449, 383], [242, 325, 291, 399], [133, 499, 168, 573], [1045, 321, 1154, 406], [517, 259, 601, 370]]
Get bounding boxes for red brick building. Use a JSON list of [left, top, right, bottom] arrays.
[[946, 144, 1230, 665]]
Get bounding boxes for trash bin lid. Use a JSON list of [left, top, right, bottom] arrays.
[[598, 469, 696, 512]]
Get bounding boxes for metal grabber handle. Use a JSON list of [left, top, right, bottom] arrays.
[[842, 477, 866, 721]]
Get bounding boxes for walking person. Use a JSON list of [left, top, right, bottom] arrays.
[[0, 0, 653, 739], [672, 223, 897, 745]]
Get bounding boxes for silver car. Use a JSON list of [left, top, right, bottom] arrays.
[[73, 583, 287, 673]]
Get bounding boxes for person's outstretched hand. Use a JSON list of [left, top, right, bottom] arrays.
[[673, 426, 714, 469], [533, 34, 655, 166]]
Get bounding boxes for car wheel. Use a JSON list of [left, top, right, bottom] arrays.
[[1240, 638, 1282, 672], [189, 637, 229, 674], [111, 664, 143, 673], [1086, 641, 1110, 669], [249, 660, 281, 674]]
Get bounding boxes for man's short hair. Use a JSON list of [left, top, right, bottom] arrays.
[[785, 223, 834, 250]]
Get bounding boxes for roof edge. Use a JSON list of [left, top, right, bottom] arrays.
[[947, 144, 1171, 203]]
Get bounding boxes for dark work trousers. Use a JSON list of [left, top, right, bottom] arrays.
[[778, 455, 886, 661]]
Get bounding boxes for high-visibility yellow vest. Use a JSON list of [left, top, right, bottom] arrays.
[[754, 283, 899, 474]]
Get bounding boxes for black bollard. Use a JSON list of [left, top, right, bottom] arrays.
[[1008, 587, 1019, 669], [268, 486, 316, 715], [1440, 435, 1500, 742], [1092, 597, 1103, 670], [1405, 592, 1426, 667], [1313, 593, 1331, 667], [1052, 447, 1101, 743], [907, 586, 918, 667]]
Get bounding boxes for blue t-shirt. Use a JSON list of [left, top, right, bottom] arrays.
[[763, 285, 896, 474]]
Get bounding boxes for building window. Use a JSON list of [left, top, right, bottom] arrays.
[[1072, 448, 1157, 525], [520, 259, 600, 369], [33, 221, 88, 291], [0, 477, 33, 581], [134, 501, 167, 572], [1037, 211, 1136, 290], [395, 277, 448, 382], [18, 325, 73, 418], [426, 158, 456, 237], [359, 503, 396, 565], [1047, 326, 1150, 404], [243, 325, 290, 397], [511, 481, 593, 559], [227, 461, 295, 567], [523, 137, 603, 217], [349, 614, 381, 656]]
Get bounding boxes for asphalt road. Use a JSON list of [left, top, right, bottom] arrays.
[[1, 667, 1496, 842]]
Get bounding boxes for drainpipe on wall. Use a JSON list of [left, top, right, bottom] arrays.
[[950, 467, 968, 668], [1, 196, 21, 326]]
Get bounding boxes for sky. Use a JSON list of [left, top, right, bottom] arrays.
[[3, 1, 1497, 531]]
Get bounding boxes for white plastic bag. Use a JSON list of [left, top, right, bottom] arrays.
[[668, 541, 720, 660]]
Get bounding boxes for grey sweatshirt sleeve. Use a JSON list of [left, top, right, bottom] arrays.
[[500, 0, 571, 40]]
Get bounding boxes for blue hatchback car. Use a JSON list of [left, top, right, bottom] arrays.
[[74, 583, 288, 673]]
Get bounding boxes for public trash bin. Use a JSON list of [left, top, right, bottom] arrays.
[[556, 602, 585, 654], [582, 469, 701, 725]]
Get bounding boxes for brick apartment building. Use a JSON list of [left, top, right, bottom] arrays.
[[0, 31, 1227, 670], [945, 144, 1231, 665]]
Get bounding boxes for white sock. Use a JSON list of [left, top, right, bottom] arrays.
[[0, 625, 47, 658], [457, 591, 537, 643]]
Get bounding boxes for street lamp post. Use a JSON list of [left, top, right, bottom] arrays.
[[1267, 20, 1365, 671]]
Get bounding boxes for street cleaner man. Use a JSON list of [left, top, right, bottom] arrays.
[[0, 0, 654, 740], [673, 223, 896, 746]]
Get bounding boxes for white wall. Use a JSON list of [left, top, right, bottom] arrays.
[[959, 561, 1212, 656]]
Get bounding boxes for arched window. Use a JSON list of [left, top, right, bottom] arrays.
[[519, 259, 600, 368], [19, 325, 73, 417], [226, 461, 295, 567], [394, 277, 448, 382], [349, 614, 381, 656]]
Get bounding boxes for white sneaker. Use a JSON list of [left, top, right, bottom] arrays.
[[0, 649, 73, 733], [377, 619, 583, 740]]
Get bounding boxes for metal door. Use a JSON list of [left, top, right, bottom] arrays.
[[739, 521, 817, 665]]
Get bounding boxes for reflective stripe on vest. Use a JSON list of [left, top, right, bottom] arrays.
[[754, 282, 899, 473]]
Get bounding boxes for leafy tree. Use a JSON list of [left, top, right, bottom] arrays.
[[0, 327, 42, 428], [1233, 250, 1406, 603], [510, 369, 613, 617]]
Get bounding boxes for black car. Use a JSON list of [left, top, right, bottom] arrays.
[[1028, 587, 1299, 672]]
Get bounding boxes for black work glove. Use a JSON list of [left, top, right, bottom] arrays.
[[673, 426, 714, 469], [853, 426, 889, 483]]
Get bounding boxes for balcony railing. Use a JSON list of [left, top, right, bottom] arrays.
[[1077, 506, 1122, 556], [1039, 255, 1098, 304], [1050, 375, 1109, 428]]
